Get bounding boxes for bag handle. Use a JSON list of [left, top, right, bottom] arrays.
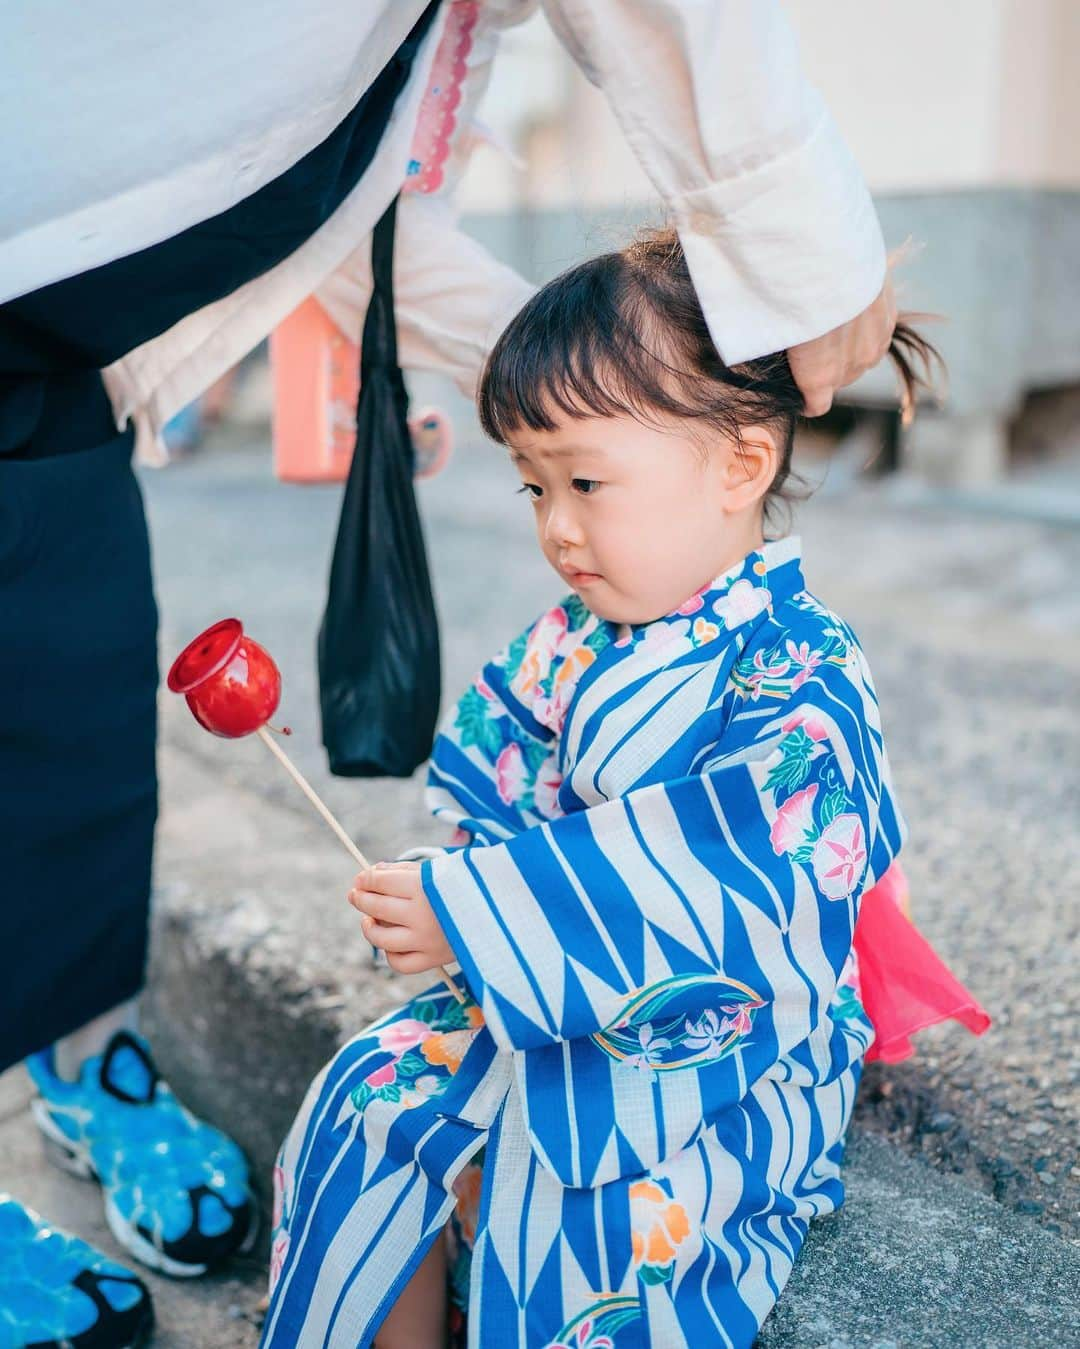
[[360, 195, 400, 374]]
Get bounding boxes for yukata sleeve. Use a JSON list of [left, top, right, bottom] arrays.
[[541, 0, 886, 363], [423, 657, 903, 1062], [423, 609, 568, 847]]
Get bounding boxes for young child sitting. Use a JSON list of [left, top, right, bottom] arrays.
[[259, 227, 987, 1349]]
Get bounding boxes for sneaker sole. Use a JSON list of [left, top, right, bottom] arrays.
[[92, 1302, 156, 1349], [32, 1099, 258, 1279]]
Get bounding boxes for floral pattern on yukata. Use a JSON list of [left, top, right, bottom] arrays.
[[629, 1178, 693, 1284], [453, 594, 612, 818], [591, 974, 765, 1080], [615, 560, 775, 660], [760, 701, 868, 902], [534, 1170, 705, 1349], [350, 996, 486, 1111], [543, 1295, 642, 1349], [730, 606, 851, 703], [510, 594, 613, 738]]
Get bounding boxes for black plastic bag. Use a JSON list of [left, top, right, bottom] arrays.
[[318, 195, 441, 777]]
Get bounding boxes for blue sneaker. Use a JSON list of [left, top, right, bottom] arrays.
[[0, 1196, 152, 1348], [26, 1032, 255, 1278]]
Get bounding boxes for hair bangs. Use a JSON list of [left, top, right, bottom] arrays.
[[477, 222, 942, 528], [478, 255, 684, 444]]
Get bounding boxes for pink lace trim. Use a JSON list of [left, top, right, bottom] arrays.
[[403, 1, 480, 195]]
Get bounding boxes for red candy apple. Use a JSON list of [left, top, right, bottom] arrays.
[[167, 618, 281, 738], [166, 617, 465, 1004]]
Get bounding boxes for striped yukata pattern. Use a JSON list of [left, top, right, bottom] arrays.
[[261, 537, 904, 1348]]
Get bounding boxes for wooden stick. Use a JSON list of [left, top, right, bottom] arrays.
[[256, 727, 465, 1005], [257, 727, 369, 866]]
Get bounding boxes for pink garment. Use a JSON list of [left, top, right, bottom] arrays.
[[852, 862, 991, 1064], [402, 1, 479, 196]]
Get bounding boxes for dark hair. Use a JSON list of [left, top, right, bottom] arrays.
[[478, 226, 941, 517]]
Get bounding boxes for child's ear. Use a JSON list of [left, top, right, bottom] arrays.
[[720, 427, 780, 512]]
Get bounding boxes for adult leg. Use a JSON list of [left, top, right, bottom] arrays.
[[0, 387, 161, 1344], [0, 401, 157, 1071], [1, 377, 255, 1288]]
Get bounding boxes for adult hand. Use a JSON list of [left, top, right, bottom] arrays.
[[787, 278, 898, 418], [348, 861, 457, 975]]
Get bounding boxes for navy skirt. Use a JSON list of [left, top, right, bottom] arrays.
[[0, 1, 438, 1069], [0, 413, 157, 1068]]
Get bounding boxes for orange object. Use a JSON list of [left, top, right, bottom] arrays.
[[271, 296, 454, 484], [270, 297, 359, 483]]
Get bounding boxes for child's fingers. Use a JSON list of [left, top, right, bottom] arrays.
[[350, 861, 418, 890], [361, 915, 416, 953], [348, 887, 413, 925], [386, 950, 439, 975], [353, 866, 423, 898]]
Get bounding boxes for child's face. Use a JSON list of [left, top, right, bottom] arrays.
[[508, 410, 774, 626]]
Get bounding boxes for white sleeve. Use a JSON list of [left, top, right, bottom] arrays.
[[316, 9, 535, 396], [314, 192, 535, 397], [541, 0, 886, 363]]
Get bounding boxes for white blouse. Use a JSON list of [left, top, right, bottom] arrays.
[[1, 1, 885, 461]]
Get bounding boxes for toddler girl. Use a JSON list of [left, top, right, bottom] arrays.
[[260, 228, 987, 1349]]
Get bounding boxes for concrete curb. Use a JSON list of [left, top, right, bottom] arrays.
[[759, 1131, 1079, 1348]]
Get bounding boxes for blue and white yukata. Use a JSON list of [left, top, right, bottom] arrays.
[[260, 537, 905, 1349]]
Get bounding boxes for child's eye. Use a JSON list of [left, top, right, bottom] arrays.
[[516, 483, 543, 500], [572, 478, 600, 495]]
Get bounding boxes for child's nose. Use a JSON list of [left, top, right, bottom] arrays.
[[544, 504, 583, 547]]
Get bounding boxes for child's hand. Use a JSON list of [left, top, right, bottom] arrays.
[[347, 861, 458, 975]]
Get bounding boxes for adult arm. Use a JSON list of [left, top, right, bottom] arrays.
[[315, 193, 534, 397], [543, 0, 889, 400]]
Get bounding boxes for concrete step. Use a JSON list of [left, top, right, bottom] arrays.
[[757, 1133, 1080, 1349]]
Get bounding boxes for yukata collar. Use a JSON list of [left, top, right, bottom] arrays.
[[621, 535, 805, 643]]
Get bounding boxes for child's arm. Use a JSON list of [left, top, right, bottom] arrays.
[[422, 604, 571, 847], [419, 654, 902, 1077], [349, 605, 570, 965]]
